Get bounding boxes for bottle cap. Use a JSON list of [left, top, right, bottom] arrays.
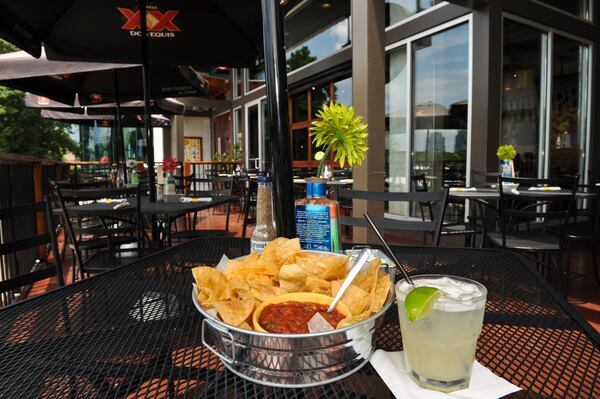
[[311, 181, 327, 197], [257, 176, 272, 184]]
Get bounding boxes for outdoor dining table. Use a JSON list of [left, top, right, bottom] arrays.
[[56, 196, 236, 245], [448, 187, 595, 200], [0, 237, 598, 398]]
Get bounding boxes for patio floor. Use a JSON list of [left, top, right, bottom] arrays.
[[27, 208, 600, 333]]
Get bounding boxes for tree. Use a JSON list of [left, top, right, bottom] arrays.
[[287, 46, 316, 72], [0, 40, 78, 160]]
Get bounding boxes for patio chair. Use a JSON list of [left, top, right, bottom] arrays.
[[337, 188, 449, 246], [0, 197, 63, 303], [54, 185, 143, 279], [412, 174, 484, 247], [171, 176, 234, 241], [487, 175, 579, 283], [241, 179, 257, 239], [547, 187, 600, 295]]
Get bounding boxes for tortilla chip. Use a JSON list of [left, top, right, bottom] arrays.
[[238, 321, 253, 331], [279, 263, 308, 292], [192, 267, 230, 306], [305, 276, 331, 295], [331, 281, 371, 316], [369, 270, 391, 314], [213, 299, 255, 326], [354, 258, 381, 293], [337, 311, 372, 329]]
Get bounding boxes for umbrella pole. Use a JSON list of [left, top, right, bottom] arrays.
[[260, 0, 295, 237], [139, 0, 156, 202], [114, 69, 127, 183]]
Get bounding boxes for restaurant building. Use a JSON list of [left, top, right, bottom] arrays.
[[169, 0, 599, 237]]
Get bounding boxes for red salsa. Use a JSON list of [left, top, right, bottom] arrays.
[[259, 301, 345, 334]]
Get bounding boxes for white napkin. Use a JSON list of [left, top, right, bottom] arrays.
[[339, 179, 354, 184], [180, 197, 212, 203], [528, 186, 561, 191], [98, 198, 127, 204], [113, 201, 129, 209], [449, 187, 477, 192], [370, 350, 521, 399]]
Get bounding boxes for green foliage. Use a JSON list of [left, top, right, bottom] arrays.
[[0, 40, 78, 160], [496, 144, 517, 161], [213, 143, 243, 162], [311, 102, 368, 175], [0, 87, 79, 160], [287, 46, 316, 72]]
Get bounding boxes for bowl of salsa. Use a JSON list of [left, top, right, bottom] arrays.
[[253, 293, 352, 334]]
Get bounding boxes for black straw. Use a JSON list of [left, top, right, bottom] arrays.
[[363, 213, 414, 285]]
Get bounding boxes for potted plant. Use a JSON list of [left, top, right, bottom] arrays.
[[496, 144, 517, 178], [310, 102, 369, 179]]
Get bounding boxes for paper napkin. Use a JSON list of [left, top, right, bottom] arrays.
[[113, 201, 129, 209], [449, 187, 477, 192], [98, 198, 128, 204], [180, 197, 212, 203], [528, 186, 561, 191], [370, 350, 521, 399]]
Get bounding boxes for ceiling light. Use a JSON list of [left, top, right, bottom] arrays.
[[321, 2, 332, 9]]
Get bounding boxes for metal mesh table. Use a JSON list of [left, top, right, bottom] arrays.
[[0, 238, 598, 398]]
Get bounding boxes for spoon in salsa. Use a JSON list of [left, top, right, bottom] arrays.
[[327, 248, 371, 313]]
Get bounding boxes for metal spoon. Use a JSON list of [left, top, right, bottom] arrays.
[[363, 212, 414, 285], [327, 248, 371, 313]]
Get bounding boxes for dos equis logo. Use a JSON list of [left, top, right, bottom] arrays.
[[117, 5, 180, 38]]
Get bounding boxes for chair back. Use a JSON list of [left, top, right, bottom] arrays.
[[497, 175, 579, 245], [190, 176, 234, 197], [337, 189, 449, 246], [0, 198, 63, 297]]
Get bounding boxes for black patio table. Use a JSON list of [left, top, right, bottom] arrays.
[[0, 238, 598, 398]]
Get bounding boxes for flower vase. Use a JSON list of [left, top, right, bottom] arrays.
[[164, 171, 176, 195]]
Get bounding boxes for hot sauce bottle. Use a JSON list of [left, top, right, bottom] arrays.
[[295, 178, 341, 253]]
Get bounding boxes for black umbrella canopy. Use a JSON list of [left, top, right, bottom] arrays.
[[0, 1, 262, 68], [25, 92, 185, 115], [0, 51, 208, 105], [41, 109, 170, 128]]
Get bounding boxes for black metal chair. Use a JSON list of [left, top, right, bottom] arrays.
[[488, 175, 579, 282], [412, 174, 484, 247], [547, 188, 600, 295], [337, 188, 449, 246], [54, 185, 143, 279], [171, 176, 234, 241], [0, 198, 63, 304], [241, 179, 257, 239]]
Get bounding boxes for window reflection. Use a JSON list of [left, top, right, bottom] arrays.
[[549, 35, 589, 177], [293, 128, 309, 161], [285, 0, 351, 72], [501, 21, 545, 178], [248, 58, 265, 92], [333, 77, 352, 106], [311, 83, 331, 118], [412, 23, 469, 191], [292, 93, 308, 123], [535, 0, 591, 20], [385, 0, 444, 27]]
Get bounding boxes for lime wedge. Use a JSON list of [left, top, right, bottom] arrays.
[[404, 286, 442, 322]]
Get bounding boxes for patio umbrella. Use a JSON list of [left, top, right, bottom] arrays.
[[41, 109, 170, 128], [25, 93, 185, 116], [0, 0, 295, 237], [0, 51, 208, 106]]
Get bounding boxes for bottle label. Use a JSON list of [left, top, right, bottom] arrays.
[[295, 204, 332, 252], [250, 239, 270, 254]]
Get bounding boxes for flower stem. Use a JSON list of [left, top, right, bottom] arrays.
[[316, 140, 335, 178]]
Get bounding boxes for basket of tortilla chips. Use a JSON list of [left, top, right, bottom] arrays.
[[191, 237, 395, 388]]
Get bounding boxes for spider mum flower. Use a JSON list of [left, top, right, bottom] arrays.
[[310, 102, 368, 168]]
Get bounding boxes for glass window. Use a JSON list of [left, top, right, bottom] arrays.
[[261, 99, 271, 170], [385, 45, 408, 213], [549, 35, 590, 177], [385, 0, 444, 27], [501, 21, 546, 178], [247, 104, 260, 160], [285, 0, 351, 73], [248, 58, 265, 92], [292, 128, 309, 161], [412, 23, 469, 191], [233, 108, 242, 145], [292, 93, 308, 123], [333, 76, 352, 106], [311, 83, 331, 117], [534, 0, 591, 21]]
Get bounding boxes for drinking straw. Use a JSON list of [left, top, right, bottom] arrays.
[[363, 213, 414, 285], [329, 203, 340, 253]]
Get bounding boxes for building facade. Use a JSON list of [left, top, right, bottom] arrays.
[[215, 0, 599, 225]]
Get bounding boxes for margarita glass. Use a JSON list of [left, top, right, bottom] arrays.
[[396, 275, 487, 392]]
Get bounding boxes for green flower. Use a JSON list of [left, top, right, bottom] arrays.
[[497, 144, 517, 161], [310, 102, 368, 176]]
